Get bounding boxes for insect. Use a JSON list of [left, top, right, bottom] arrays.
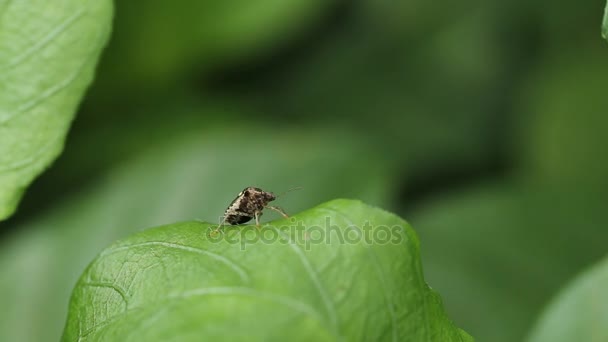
[[214, 187, 298, 232]]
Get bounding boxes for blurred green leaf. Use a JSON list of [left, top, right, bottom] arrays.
[[602, 1, 608, 41], [410, 185, 608, 342], [13, 96, 226, 217], [0, 128, 393, 341], [421, 44, 608, 342], [62, 200, 472, 341], [0, 0, 112, 220], [527, 255, 608, 342], [91, 0, 335, 97], [234, 1, 511, 176], [515, 48, 608, 191]]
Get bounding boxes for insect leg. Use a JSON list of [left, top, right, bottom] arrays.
[[254, 211, 262, 229], [266, 205, 289, 218], [211, 216, 228, 236]]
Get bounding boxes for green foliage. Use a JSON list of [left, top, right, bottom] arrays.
[[0, 0, 112, 219], [603, 1, 608, 41], [413, 184, 608, 342], [91, 0, 334, 97], [62, 200, 472, 342], [515, 50, 608, 191], [527, 255, 608, 342], [1, 0, 606, 340], [413, 46, 608, 342], [233, 0, 503, 170], [0, 128, 392, 341]]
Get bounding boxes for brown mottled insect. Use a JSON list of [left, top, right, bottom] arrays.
[[216, 187, 299, 231]]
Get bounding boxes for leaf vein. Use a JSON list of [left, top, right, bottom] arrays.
[[82, 281, 129, 309], [269, 225, 341, 339], [100, 241, 251, 284], [0, 18, 108, 175], [319, 207, 398, 342], [78, 286, 326, 339], [2, 7, 86, 69], [0, 48, 91, 126]]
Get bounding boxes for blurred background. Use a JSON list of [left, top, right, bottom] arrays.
[[1, 0, 608, 341]]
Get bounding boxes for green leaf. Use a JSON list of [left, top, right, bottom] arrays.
[[0, 0, 113, 219], [527, 255, 608, 342], [514, 48, 608, 191], [90, 0, 334, 96], [0, 128, 393, 341], [603, 1, 608, 41], [239, 1, 505, 176], [62, 200, 472, 341]]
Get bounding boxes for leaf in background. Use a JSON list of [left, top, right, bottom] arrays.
[[9, 96, 226, 219], [514, 47, 608, 191], [0, 128, 393, 341], [416, 44, 608, 342], [227, 0, 515, 180], [90, 0, 335, 98], [526, 255, 608, 342], [602, 0, 607, 41], [0, 0, 113, 220], [62, 200, 472, 341], [409, 185, 608, 342]]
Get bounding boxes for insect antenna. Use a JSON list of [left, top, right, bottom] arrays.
[[276, 186, 302, 198]]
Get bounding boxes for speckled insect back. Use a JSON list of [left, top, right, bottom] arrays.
[[215, 187, 294, 232]]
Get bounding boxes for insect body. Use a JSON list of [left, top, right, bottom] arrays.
[[217, 187, 290, 230]]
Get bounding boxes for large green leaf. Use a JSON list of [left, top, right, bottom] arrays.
[[0, 128, 392, 341], [527, 255, 608, 342], [62, 200, 472, 341], [0, 0, 112, 220]]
